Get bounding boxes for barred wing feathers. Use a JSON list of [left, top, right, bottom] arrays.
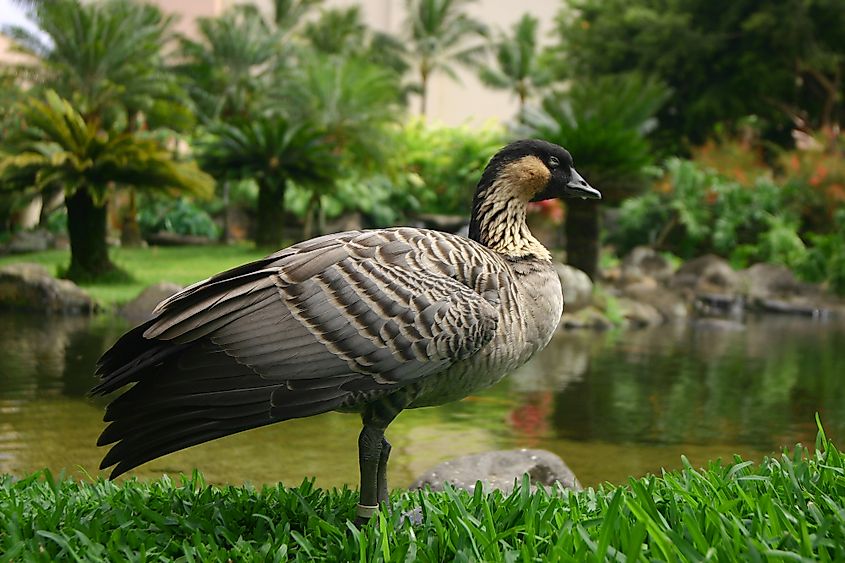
[[92, 229, 500, 477]]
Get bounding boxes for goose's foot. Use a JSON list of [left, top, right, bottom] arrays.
[[353, 503, 380, 527]]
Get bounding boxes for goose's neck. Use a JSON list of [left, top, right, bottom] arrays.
[[468, 180, 552, 262]]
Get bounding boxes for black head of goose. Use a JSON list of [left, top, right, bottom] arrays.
[[91, 139, 600, 524]]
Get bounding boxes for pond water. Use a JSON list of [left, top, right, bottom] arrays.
[[1, 311, 843, 489]]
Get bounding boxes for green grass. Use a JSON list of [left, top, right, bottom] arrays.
[[2, 425, 844, 561], [0, 245, 269, 308]]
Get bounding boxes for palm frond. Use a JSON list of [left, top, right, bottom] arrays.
[[516, 73, 670, 201], [0, 91, 214, 203]]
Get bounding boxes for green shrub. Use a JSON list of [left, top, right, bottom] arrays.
[[798, 210, 845, 294], [612, 159, 805, 263], [285, 121, 505, 226], [393, 119, 505, 216], [138, 197, 220, 239], [611, 157, 845, 293]]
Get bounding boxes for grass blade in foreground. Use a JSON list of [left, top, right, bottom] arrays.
[[1, 430, 844, 561]]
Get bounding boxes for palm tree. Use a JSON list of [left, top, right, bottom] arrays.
[[272, 0, 324, 33], [479, 14, 551, 113], [5, 0, 192, 247], [303, 6, 409, 77], [517, 74, 669, 278], [403, 0, 487, 115], [196, 117, 337, 248], [5, 0, 182, 130], [0, 92, 214, 281], [279, 54, 404, 236], [174, 5, 281, 123]]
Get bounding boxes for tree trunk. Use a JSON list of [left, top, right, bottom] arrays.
[[220, 180, 233, 243], [65, 188, 117, 282], [564, 199, 601, 280], [120, 189, 144, 247], [255, 178, 286, 248], [419, 67, 429, 116]]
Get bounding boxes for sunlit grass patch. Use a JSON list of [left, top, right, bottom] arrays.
[[2, 424, 844, 561]]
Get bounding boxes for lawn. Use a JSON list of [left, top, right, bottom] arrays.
[[2, 425, 843, 561], [0, 245, 270, 308]]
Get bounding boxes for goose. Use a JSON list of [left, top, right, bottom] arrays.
[[91, 139, 600, 523]]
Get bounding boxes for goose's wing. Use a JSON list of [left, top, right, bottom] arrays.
[[92, 229, 501, 477]]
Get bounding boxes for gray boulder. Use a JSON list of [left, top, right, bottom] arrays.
[[3, 229, 54, 254], [411, 449, 581, 495], [0, 263, 95, 314], [693, 292, 745, 319], [621, 246, 675, 284], [622, 284, 689, 321], [556, 263, 593, 313], [671, 255, 739, 294], [741, 263, 820, 300], [559, 305, 613, 331], [119, 282, 183, 324], [616, 297, 663, 328]]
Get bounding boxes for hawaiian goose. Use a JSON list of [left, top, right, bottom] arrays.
[[91, 139, 600, 523]]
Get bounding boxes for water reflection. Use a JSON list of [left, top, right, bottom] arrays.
[[0, 312, 842, 488]]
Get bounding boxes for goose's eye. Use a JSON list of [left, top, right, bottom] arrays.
[[548, 156, 560, 169]]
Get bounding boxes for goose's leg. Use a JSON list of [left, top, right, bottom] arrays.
[[355, 400, 406, 525], [376, 437, 392, 506], [355, 424, 386, 525]]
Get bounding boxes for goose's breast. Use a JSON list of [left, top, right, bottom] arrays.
[[408, 264, 563, 408]]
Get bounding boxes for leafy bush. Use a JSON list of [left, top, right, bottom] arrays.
[[286, 172, 421, 228], [284, 121, 505, 226], [798, 209, 845, 294], [779, 129, 845, 235], [611, 158, 800, 263], [138, 197, 220, 239], [612, 156, 845, 293], [392, 119, 505, 216]]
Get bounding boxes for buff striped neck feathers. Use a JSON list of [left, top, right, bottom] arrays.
[[468, 139, 601, 261]]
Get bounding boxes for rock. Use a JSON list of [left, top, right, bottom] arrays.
[[616, 297, 663, 328], [556, 264, 593, 313], [693, 292, 745, 319], [623, 285, 689, 321], [411, 449, 581, 495], [751, 298, 831, 317], [559, 306, 613, 331], [671, 255, 739, 294], [623, 276, 659, 293], [145, 232, 214, 246], [0, 263, 95, 314], [119, 282, 183, 324], [621, 246, 675, 284], [741, 263, 821, 300], [2, 229, 54, 254]]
